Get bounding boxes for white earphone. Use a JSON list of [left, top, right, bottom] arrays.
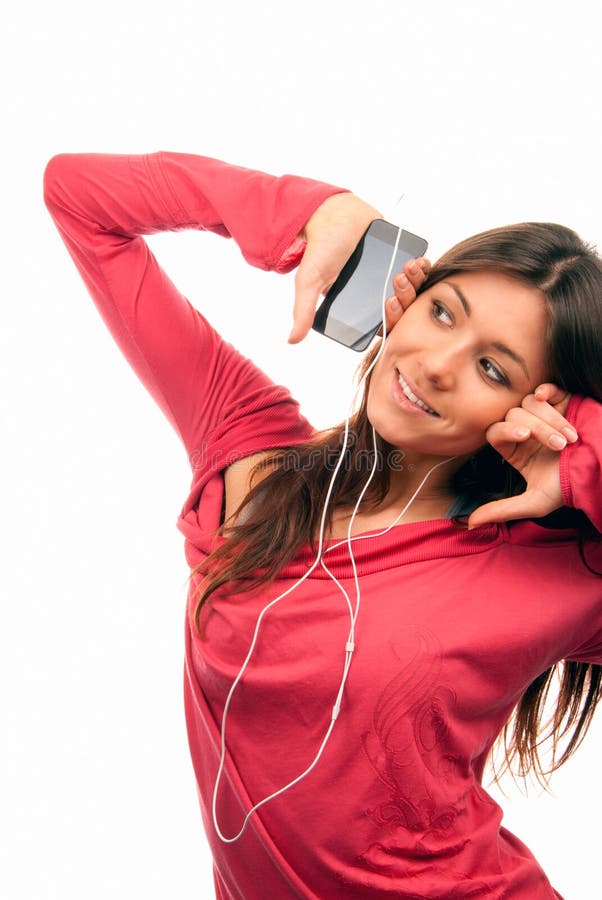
[[212, 224, 456, 843]]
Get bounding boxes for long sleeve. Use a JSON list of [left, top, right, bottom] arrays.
[[561, 394, 602, 533], [558, 394, 602, 664], [43, 151, 348, 466]]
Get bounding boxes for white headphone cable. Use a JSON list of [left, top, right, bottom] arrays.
[[212, 223, 456, 843]]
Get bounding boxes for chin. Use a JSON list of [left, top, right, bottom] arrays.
[[367, 416, 483, 459], [367, 395, 487, 457]]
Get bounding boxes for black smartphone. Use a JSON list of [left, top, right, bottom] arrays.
[[312, 219, 428, 351]]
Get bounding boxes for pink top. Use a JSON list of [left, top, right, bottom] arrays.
[[44, 150, 602, 899]]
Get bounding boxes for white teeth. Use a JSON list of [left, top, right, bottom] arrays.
[[397, 373, 437, 415]]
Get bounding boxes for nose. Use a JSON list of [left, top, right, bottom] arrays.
[[418, 345, 459, 391]]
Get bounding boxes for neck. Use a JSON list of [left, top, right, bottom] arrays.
[[381, 449, 470, 512]]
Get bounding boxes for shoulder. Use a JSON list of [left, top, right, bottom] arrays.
[[222, 451, 277, 531]]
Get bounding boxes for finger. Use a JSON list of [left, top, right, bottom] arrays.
[[289, 266, 323, 343], [375, 295, 403, 337], [392, 257, 430, 309], [393, 272, 424, 310], [408, 255, 431, 274], [403, 256, 430, 291], [520, 394, 578, 443], [381, 256, 432, 336], [484, 420, 535, 466], [468, 492, 552, 529], [487, 412, 568, 454], [392, 271, 417, 310], [533, 382, 571, 410]]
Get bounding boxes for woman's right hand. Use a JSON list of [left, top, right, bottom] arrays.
[[288, 191, 431, 343]]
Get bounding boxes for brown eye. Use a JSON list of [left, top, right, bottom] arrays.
[[480, 358, 508, 386], [431, 300, 453, 325]]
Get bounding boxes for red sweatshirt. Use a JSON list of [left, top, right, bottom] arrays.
[[43, 151, 602, 900]]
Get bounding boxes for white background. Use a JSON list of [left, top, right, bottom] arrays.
[[2, 1, 601, 897]]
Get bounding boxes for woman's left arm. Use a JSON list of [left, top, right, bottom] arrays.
[[468, 384, 602, 532], [558, 393, 602, 532]]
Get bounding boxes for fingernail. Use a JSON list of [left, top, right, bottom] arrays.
[[549, 434, 567, 450], [562, 426, 578, 442], [515, 427, 530, 439], [408, 261, 419, 274], [390, 297, 401, 312], [398, 273, 410, 289]]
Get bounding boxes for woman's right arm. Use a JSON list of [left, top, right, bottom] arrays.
[[43, 151, 349, 464]]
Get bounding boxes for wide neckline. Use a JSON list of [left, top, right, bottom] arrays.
[[275, 516, 504, 579], [178, 457, 507, 579], [187, 509, 505, 579]]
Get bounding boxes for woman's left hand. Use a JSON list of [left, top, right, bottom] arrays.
[[467, 383, 578, 529]]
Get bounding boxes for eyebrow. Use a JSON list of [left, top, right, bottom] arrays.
[[442, 280, 531, 381]]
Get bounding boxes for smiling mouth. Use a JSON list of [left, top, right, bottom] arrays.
[[396, 369, 440, 416]]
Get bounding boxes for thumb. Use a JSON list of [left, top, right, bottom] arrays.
[[288, 260, 327, 344], [467, 494, 539, 529]]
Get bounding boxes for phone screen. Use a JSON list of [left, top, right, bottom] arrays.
[[312, 220, 428, 351]]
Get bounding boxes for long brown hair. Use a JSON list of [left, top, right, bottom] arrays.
[[189, 221, 602, 785]]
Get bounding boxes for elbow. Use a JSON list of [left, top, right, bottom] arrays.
[[43, 153, 78, 211]]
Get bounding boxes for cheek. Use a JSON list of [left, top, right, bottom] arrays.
[[458, 389, 515, 434]]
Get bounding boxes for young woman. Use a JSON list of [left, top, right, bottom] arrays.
[[43, 150, 602, 899]]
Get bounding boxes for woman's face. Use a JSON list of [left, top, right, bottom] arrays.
[[367, 270, 550, 458]]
